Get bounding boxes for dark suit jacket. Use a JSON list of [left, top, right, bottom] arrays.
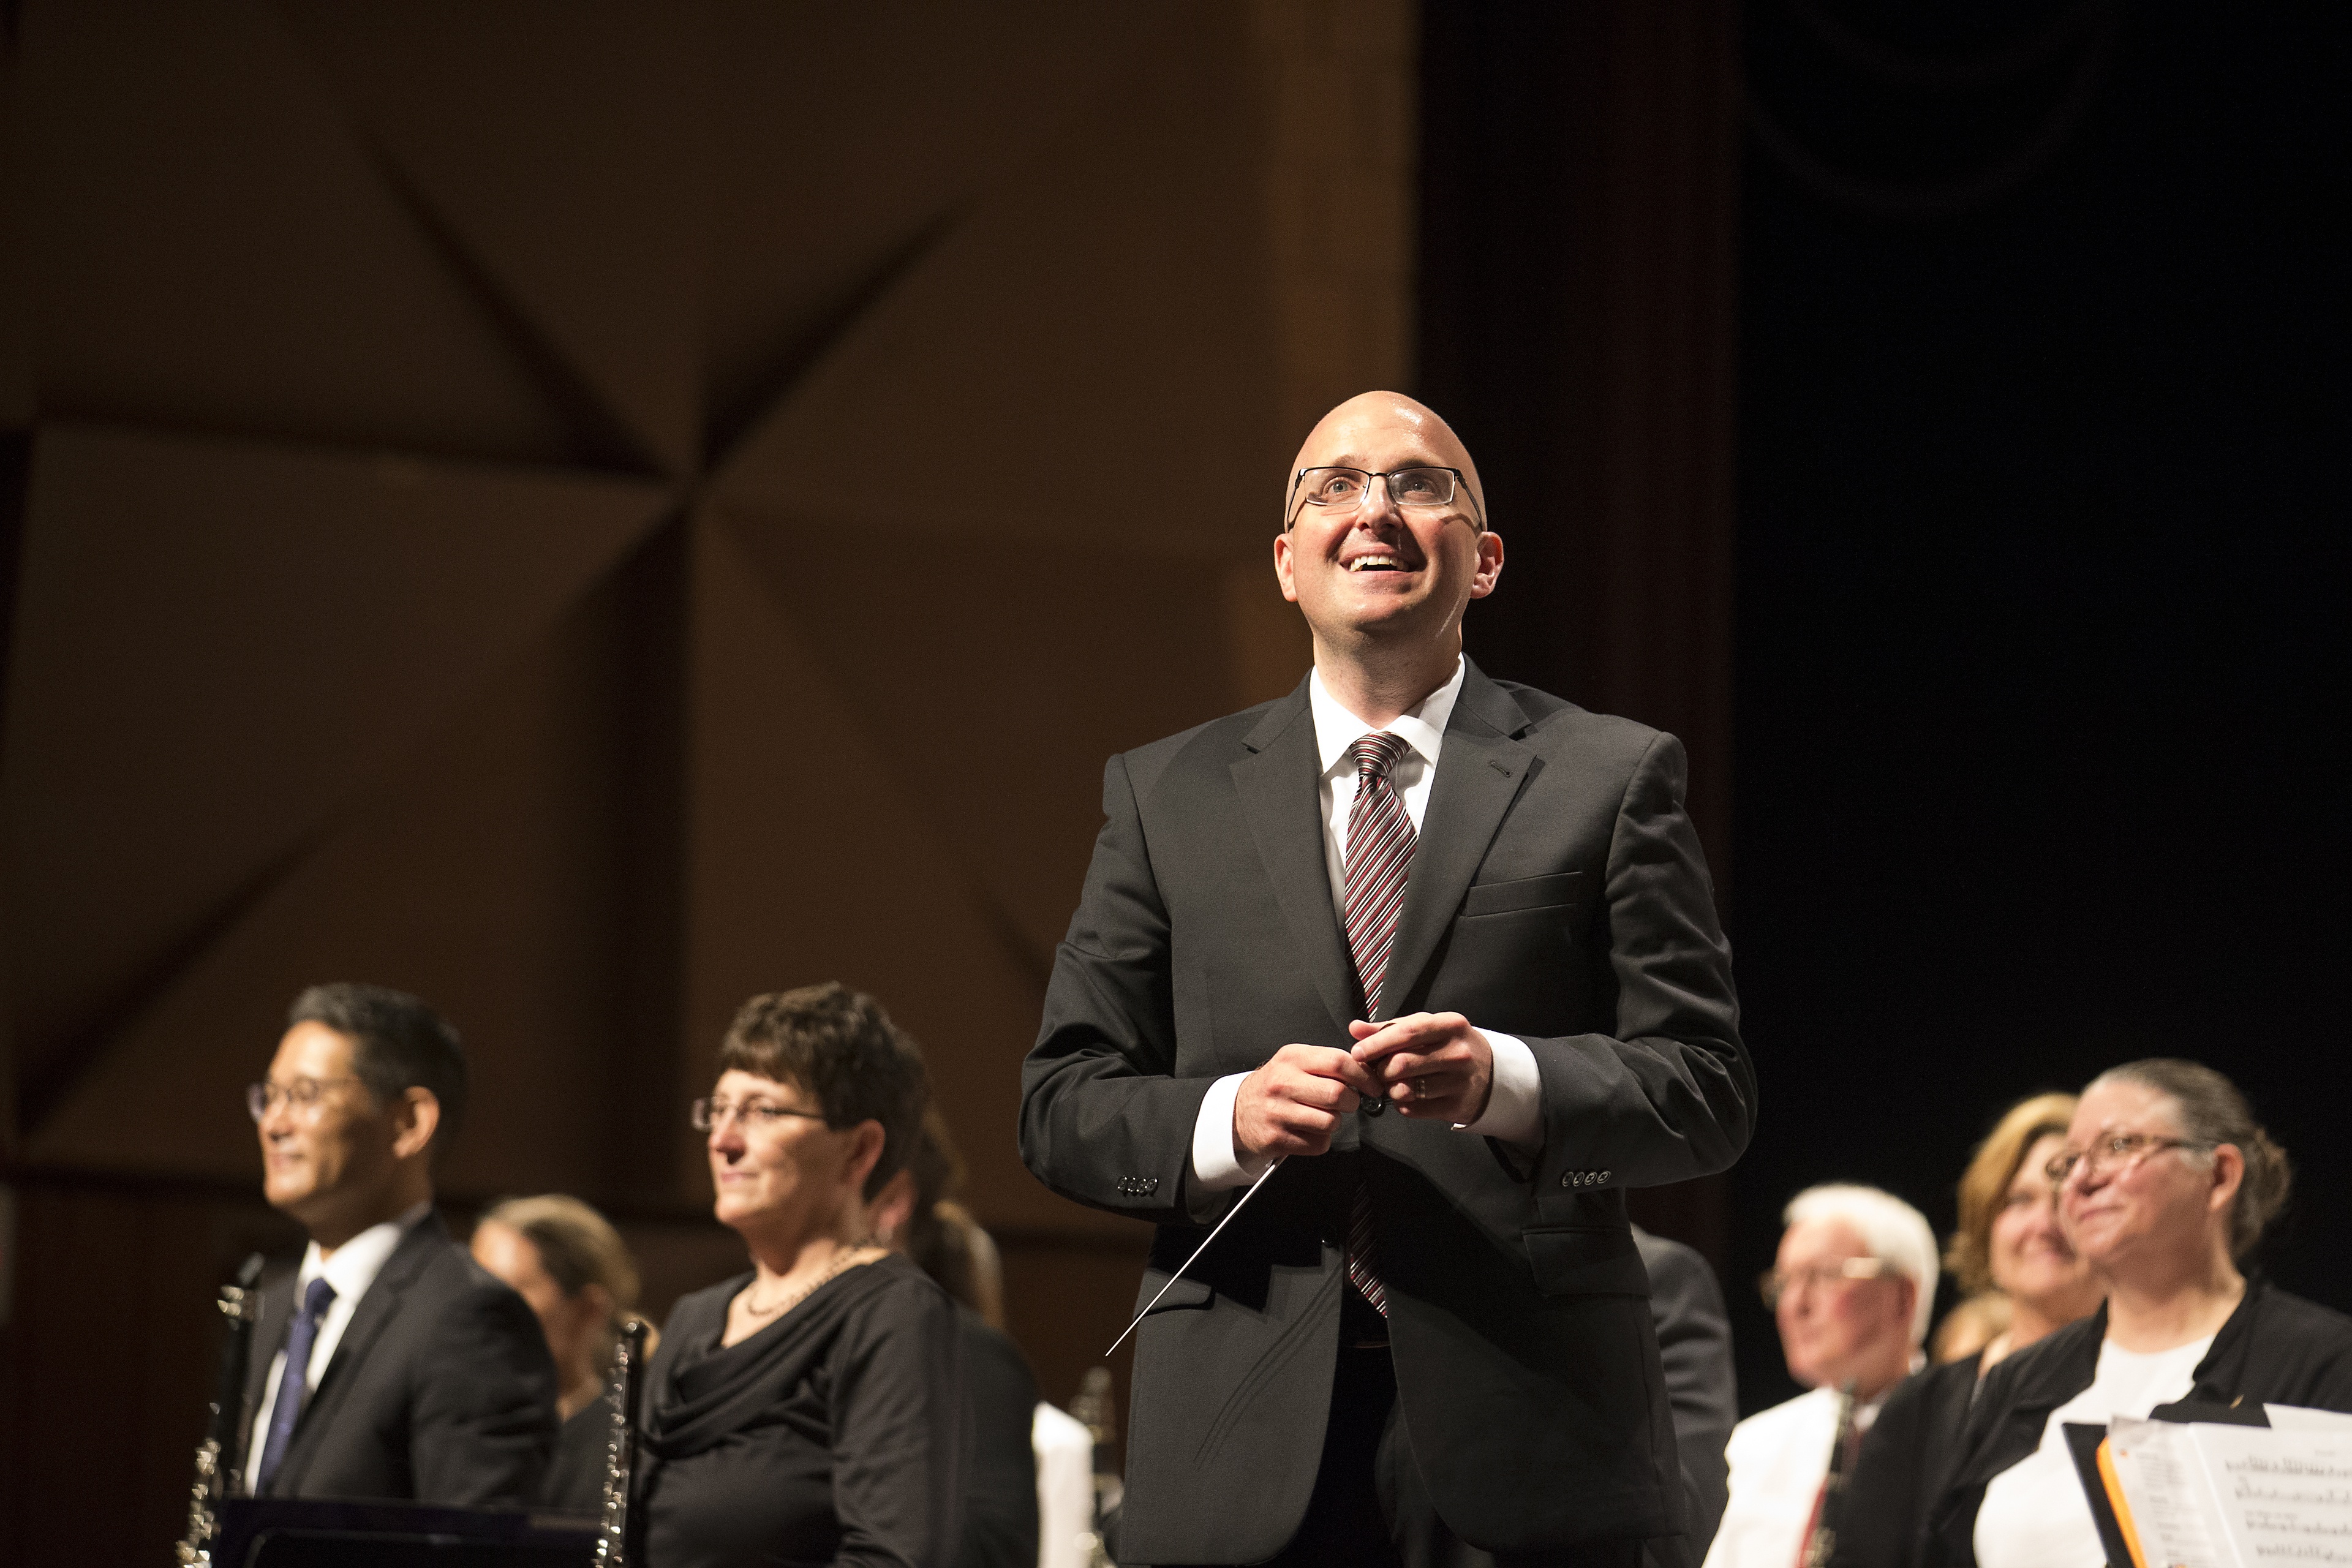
[[243, 1212, 558, 1506], [1636, 1226, 1739, 1558], [1020, 663, 1753, 1564]]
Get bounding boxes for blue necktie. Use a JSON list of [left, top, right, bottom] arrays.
[[256, 1277, 337, 1492]]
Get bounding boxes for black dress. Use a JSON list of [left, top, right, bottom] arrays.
[[545, 1388, 617, 1513], [641, 1253, 965, 1568], [952, 1307, 1039, 1568]]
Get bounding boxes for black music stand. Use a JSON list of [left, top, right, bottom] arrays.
[[213, 1498, 598, 1567]]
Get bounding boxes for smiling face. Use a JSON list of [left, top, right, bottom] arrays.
[[1774, 1216, 1917, 1394], [1272, 393, 1504, 658], [705, 1068, 878, 1250], [2059, 1078, 2239, 1283], [1990, 1132, 2100, 1319], [257, 1020, 404, 1231]]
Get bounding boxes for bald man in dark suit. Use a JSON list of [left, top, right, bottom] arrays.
[[1022, 393, 1753, 1567]]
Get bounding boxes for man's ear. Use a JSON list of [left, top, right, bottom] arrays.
[[1272, 530, 1301, 604], [389, 1087, 441, 1162], [1467, 528, 1506, 599]]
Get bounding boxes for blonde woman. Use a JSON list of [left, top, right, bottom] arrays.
[[1833, 1093, 2102, 1568], [472, 1194, 648, 1512]]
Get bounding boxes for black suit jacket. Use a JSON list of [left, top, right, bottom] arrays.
[[242, 1212, 558, 1506], [1020, 663, 1753, 1563]]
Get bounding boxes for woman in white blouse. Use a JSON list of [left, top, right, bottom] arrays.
[[1921, 1059, 2352, 1568]]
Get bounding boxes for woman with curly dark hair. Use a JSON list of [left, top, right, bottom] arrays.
[[638, 984, 963, 1568]]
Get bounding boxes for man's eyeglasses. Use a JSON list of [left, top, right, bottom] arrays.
[[2044, 1133, 2215, 1186], [1758, 1256, 1889, 1310], [247, 1077, 367, 1121], [690, 1096, 828, 1134], [1285, 466, 1485, 531]]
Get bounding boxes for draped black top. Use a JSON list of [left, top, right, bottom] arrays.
[[640, 1254, 965, 1568]]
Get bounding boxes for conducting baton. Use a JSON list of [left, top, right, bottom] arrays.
[[1105, 1157, 1284, 1356]]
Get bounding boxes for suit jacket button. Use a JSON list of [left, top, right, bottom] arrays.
[[1598, 1170, 1611, 1183], [1362, 1096, 1385, 1117], [1559, 1172, 1572, 1188]]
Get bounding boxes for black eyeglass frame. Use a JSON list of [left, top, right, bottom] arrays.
[[1283, 465, 1487, 533]]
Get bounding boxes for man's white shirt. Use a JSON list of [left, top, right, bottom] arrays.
[[244, 1199, 434, 1491], [1189, 658, 1544, 1191]]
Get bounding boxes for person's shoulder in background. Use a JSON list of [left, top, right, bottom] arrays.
[[1632, 1226, 1738, 1558]]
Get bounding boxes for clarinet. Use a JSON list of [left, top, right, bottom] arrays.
[[175, 1253, 266, 1567], [1798, 1381, 1862, 1568], [595, 1316, 652, 1566]]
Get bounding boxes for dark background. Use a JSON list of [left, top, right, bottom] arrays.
[[1425, 0, 2349, 1410]]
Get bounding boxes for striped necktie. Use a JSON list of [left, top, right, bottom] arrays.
[[1341, 731, 1415, 1317]]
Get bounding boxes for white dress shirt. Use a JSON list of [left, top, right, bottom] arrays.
[[244, 1199, 434, 1490], [1189, 658, 1545, 1190], [1704, 1384, 1893, 1568]]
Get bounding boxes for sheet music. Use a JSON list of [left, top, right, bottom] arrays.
[[2109, 1418, 2230, 1568], [2105, 1417, 2352, 1568], [2197, 1423, 2352, 1568]]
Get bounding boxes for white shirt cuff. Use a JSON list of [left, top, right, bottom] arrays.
[[1460, 1030, 1542, 1149], [1191, 1072, 1275, 1191]]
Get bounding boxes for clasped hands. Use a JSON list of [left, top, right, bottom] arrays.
[[1233, 1013, 1494, 1160]]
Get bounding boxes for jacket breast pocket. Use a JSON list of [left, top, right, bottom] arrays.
[[1523, 1224, 1652, 1297], [1460, 870, 1582, 919]]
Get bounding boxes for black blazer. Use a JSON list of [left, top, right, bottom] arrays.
[[1922, 1281, 2352, 1568], [1637, 1226, 1740, 1558], [242, 1213, 558, 1506], [1020, 664, 1753, 1563]]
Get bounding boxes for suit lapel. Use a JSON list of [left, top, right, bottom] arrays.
[[1231, 680, 1362, 1035], [1379, 663, 1536, 1020], [276, 1213, 443, 1491]]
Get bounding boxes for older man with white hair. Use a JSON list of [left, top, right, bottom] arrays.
[[1703, 1184, 1938, 1568]]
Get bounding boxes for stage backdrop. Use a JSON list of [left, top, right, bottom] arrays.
[[0, 1, 1745, 1557], [0, 1, 1419, 1554]]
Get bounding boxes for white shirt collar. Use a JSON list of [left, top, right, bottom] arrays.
[[1307, 657, 1467, 777], [297, 1198, 432, 1300]]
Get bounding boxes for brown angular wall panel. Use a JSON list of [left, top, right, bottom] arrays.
[[0, 0, 1443, 1545], [24, 0, 591, 462], [2, 424, 669, 1129]]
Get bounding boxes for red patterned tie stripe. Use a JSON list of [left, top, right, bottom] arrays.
[[1341, 730, 1414, 1319], [1342, 731, 1415, 1014]]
